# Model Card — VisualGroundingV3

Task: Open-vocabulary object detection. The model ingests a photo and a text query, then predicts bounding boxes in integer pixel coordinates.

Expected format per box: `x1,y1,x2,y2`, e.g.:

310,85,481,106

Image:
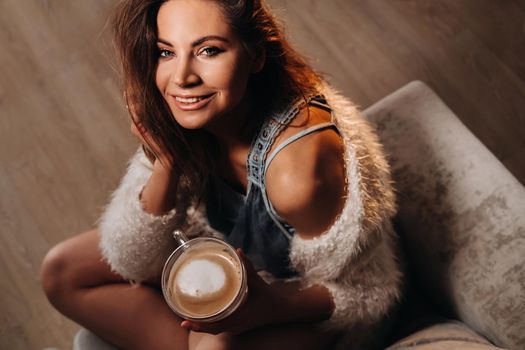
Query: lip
171,93,216,111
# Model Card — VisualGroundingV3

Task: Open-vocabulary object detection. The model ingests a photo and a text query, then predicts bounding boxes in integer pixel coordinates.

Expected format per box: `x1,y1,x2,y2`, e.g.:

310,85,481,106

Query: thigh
189,323,341,350
45,229,127,289
44,230,189,349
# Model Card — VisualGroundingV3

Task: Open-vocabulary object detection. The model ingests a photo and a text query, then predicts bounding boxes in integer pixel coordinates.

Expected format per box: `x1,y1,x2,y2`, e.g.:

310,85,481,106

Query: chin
172,112,212,130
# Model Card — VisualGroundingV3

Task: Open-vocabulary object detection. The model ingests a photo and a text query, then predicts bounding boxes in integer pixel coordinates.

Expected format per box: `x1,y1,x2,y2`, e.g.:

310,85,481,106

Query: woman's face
155,0,260,131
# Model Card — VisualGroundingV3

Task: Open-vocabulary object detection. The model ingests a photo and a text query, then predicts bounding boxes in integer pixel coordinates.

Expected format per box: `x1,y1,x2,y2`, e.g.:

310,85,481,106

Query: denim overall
206,93,338,278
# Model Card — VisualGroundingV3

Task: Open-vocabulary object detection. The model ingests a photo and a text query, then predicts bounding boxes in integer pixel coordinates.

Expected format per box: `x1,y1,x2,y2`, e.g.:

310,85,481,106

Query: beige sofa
366,81,524,350
73,81,525,349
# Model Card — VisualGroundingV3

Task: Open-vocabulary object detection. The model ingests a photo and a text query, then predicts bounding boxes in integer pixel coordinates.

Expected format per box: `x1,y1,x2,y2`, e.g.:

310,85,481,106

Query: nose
170,56,201,88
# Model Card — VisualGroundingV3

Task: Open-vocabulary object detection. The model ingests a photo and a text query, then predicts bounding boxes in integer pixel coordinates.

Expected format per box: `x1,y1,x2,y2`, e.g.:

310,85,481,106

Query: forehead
157,0,234,42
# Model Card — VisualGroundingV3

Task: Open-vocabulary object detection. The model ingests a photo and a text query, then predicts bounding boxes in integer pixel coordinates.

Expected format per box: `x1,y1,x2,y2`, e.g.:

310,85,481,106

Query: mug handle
173,230,190,246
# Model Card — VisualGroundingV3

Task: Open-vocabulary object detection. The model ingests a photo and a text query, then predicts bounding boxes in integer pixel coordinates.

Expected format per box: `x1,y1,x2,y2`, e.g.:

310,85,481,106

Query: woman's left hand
180,249,288,335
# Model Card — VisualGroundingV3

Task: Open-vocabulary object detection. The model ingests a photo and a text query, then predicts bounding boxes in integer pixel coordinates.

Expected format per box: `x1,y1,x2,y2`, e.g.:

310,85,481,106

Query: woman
41,0,402,349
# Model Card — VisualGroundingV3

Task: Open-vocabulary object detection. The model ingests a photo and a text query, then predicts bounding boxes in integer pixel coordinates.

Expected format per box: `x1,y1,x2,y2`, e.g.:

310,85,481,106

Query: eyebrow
157,35,230,47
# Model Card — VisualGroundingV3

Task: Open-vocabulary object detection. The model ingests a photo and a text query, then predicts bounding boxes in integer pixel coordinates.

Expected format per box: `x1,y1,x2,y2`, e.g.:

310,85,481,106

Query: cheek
204,61,251,99
229,61,252,93
230,56,253,87
155,64,169,93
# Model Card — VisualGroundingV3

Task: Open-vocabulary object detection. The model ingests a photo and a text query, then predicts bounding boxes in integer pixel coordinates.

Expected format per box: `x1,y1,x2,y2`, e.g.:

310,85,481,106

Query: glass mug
161,230,248,322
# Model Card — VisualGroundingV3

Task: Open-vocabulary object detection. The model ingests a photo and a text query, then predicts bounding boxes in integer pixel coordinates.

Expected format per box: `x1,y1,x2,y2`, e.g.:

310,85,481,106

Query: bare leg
41,229,188,350
188,322,341,350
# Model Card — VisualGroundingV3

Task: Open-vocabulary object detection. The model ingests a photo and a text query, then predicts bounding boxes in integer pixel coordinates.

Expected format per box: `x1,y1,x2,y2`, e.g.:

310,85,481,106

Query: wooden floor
1,1,523,349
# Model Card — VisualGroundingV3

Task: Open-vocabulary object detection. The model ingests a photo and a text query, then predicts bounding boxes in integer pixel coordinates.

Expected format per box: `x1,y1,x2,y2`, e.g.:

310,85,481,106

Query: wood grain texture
1,1,523,349
267,0,525,163
0,1,134,349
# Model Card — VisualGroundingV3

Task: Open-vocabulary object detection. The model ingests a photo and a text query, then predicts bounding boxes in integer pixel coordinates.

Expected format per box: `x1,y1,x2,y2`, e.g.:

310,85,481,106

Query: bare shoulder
265,107,346,239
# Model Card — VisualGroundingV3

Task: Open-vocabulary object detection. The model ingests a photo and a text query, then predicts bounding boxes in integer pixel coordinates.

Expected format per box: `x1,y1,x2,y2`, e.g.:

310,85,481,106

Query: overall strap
260,121,339,229
245,93,338,239
246,94,322,186
308,98,332,112
264,122,338,173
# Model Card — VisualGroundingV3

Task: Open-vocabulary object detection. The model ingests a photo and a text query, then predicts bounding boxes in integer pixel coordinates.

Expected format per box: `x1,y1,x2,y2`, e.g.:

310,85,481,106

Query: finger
129,120,172,166
237,249,254,273
181,320,193,331
130,119,143,133
130,122,158,153
181,321,223,335
236,249,260,287
130,120,147,134
130,121,137,132
142,145,157,164
137,122,147,134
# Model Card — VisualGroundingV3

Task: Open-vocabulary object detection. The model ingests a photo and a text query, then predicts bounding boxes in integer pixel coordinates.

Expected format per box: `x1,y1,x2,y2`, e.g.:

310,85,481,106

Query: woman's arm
186,127,385,335
130,120,178,216
267,281,334,325
261,129,347,326
266,126,402,331
99,120,224,283
181,250,335,335
98,147,180,283
139,157,178,215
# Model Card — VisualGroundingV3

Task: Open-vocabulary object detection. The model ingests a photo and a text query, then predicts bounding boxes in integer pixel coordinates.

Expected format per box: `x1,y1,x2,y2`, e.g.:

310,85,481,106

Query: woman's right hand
130,121,155,163
129,120,173,168
126,91,172,166
127,99,178,215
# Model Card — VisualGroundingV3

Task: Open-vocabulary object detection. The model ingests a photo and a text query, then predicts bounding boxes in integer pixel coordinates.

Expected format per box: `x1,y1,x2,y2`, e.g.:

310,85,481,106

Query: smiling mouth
175,93,215,104
172,92,216,111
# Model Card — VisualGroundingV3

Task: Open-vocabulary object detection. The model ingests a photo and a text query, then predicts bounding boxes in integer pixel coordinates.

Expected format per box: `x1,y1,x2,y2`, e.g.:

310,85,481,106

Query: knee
192,333,239,350
40,240,76,306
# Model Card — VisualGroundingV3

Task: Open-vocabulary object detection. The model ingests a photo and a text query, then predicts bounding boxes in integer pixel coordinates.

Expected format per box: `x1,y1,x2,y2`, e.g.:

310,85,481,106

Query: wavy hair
112,0,322,204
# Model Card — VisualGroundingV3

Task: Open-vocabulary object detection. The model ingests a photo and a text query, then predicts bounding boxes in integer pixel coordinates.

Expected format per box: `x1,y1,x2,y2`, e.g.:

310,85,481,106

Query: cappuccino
164,240,244,319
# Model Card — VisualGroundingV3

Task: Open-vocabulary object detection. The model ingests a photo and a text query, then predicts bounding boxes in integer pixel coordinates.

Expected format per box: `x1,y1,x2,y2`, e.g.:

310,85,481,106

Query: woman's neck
206,91,259,152
204,91,261,189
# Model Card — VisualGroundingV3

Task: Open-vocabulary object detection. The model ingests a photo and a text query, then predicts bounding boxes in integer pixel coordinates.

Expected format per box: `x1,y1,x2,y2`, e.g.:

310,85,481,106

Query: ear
251,46,266,73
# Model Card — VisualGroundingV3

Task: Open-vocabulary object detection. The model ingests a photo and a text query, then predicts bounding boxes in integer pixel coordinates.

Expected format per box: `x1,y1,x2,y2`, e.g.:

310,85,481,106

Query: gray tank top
206,93,338,278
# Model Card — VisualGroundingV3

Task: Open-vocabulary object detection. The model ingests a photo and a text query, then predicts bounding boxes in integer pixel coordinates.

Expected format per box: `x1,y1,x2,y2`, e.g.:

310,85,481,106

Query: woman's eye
158,49,174,58
200,46,223,57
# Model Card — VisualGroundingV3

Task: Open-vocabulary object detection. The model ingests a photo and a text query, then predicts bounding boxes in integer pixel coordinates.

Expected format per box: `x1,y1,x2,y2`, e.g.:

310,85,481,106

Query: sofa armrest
363,81,525,349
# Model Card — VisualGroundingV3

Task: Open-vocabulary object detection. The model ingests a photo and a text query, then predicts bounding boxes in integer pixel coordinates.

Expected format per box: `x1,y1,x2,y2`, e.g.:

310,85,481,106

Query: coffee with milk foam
166,241,243,318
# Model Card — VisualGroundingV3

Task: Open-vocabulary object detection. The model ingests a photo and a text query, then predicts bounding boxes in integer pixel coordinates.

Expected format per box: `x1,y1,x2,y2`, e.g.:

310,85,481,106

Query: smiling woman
154,0,260,132
40,0,402,349
113,0,322,204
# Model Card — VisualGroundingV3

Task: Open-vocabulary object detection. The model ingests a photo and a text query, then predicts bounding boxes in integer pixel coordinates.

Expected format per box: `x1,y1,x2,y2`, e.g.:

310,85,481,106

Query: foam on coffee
166,241,243,318
175,259,226,297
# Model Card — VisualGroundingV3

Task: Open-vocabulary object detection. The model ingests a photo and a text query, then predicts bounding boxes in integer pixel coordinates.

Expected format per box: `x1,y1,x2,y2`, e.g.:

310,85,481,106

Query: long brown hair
112,0,322,205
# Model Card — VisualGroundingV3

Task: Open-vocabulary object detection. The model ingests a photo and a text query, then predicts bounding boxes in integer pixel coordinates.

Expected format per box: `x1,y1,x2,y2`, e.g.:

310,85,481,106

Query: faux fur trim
289,82,402,331
98,148,179,281
184,205,225,241
98,147,223,282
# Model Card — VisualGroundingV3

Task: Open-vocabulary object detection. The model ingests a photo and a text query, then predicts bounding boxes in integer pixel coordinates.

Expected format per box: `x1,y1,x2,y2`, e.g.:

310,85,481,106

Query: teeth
175,95,208,103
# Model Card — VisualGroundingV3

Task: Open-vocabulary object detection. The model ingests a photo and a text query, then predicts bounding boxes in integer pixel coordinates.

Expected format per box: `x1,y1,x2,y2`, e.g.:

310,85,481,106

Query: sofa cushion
386,321,504,350
363,81,525,349
74,328,117,350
